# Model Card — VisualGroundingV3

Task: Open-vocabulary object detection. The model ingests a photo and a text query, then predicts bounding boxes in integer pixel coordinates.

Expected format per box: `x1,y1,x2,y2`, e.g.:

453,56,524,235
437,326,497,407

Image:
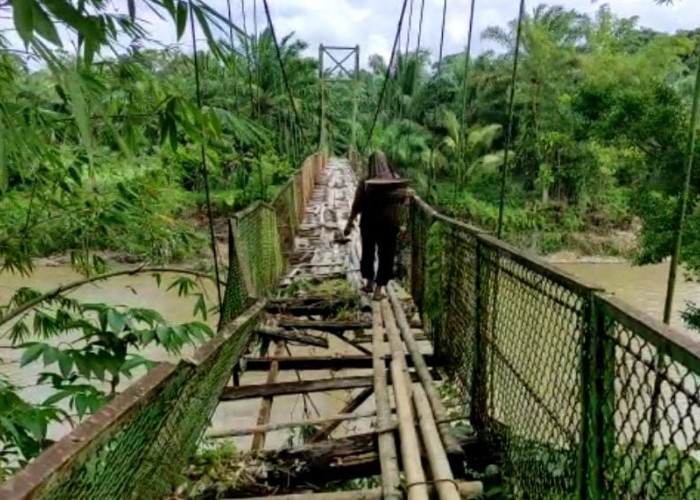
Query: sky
2,0,699,66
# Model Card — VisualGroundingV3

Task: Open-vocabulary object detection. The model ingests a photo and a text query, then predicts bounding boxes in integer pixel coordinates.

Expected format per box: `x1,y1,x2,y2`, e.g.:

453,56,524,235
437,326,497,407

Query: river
557,260,700,332
2,259,699,446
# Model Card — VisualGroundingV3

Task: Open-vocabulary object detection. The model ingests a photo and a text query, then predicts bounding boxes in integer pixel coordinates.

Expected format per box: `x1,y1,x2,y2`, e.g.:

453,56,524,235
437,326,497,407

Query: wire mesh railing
0,151,326,500
407,195,700,499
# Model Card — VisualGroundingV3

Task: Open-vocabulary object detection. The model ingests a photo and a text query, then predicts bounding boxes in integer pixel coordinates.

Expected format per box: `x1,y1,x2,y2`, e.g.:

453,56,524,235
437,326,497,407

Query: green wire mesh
0,153,326,500
407,197,700,499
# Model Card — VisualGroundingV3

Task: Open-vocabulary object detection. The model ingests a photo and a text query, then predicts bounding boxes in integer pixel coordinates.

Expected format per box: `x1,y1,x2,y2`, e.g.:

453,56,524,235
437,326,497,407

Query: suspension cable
496,0,526,239
362,0,411,152
240,0,256,116
415,0,426,55
452,0,478,208
261,0,308,157
405,0,415,54
187,0,223,313
460,0,477,127
437,0,448,72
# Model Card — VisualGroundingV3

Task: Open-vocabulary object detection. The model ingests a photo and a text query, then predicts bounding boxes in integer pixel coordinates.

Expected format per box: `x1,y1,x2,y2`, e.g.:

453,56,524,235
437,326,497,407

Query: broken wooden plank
278,319,372,331
243,431,485,495
221,372,430,402
208,408,382,439
266,299,352,315
308,387,374,443
256,326,328,348
242,353,438,371
221,376,374,401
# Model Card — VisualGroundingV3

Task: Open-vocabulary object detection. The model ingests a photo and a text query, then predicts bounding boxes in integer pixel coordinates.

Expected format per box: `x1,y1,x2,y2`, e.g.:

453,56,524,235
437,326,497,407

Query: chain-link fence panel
405,196,700,499
584,296,700,499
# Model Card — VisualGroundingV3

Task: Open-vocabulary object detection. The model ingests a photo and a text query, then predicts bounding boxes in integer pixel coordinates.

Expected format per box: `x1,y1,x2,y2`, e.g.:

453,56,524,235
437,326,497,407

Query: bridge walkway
205,158,483,499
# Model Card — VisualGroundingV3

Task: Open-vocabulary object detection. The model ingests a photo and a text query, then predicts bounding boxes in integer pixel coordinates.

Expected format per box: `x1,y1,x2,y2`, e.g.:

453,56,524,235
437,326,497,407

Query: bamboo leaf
176,1,188,41
31,2,62,46
13,0,35,45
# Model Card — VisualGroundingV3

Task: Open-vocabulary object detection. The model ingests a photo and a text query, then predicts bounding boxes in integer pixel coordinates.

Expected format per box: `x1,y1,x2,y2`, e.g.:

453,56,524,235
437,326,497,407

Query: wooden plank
235,489,383,500
256,326,328,348
308,387,374,443
388,285,464,460
221,373,431,402
371,301,401,500
278,319,372,331
278,318,423,332
208,408,382,439
251,341,284,451
242,353,438,371
221,376,374,401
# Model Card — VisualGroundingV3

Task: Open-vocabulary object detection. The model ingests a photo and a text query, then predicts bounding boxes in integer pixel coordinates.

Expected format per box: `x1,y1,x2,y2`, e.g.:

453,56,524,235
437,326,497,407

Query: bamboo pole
251,340,285,451
371,301,401,500
381,299,429,500
230,480,484,500
388,284,463,458
413,386,460,500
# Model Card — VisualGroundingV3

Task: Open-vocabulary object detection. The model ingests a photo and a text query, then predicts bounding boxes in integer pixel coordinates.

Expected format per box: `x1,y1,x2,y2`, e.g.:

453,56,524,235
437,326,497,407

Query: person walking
344,151,408,299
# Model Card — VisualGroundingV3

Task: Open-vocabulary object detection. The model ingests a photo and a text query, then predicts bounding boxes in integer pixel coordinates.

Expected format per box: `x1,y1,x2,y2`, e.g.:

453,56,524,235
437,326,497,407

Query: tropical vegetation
0,0,698,483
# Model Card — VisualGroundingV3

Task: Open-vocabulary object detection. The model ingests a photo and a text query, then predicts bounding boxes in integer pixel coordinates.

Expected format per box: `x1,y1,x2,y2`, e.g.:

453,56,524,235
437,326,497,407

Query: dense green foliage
334,5,699,259
0,0,699,484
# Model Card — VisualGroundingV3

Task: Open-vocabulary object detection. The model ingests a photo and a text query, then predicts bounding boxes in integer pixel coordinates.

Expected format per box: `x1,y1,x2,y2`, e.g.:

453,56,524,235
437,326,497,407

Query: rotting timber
202,158,484,499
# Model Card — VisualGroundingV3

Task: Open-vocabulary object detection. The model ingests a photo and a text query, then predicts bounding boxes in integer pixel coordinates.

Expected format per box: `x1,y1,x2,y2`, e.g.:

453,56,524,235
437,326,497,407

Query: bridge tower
318,44,360,154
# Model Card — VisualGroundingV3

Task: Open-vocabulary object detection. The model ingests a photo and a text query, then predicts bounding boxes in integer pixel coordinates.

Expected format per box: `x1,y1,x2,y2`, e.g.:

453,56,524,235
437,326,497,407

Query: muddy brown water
2,259,698,447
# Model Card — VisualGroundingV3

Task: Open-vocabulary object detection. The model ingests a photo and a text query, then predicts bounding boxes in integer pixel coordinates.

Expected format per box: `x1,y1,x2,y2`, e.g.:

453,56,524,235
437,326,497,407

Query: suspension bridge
2,0,700,498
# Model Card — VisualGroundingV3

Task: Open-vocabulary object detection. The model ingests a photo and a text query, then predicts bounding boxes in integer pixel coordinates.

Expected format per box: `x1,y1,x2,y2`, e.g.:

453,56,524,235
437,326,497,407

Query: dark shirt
349,179,408,229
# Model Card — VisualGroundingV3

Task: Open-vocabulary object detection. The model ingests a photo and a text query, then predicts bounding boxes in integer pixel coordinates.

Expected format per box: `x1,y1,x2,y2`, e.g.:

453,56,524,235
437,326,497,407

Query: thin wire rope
496,0,526,239
261,0,308,155
437,0,448,71
188,0,223,313
415,0,426,55
405,0,415,54
451,0,478,207
362,0,411,152
240,0,256,116
253,0,261,118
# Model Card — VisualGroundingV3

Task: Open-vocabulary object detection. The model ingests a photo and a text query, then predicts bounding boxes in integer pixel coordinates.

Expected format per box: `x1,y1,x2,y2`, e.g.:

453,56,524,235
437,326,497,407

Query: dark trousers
360,223,399,287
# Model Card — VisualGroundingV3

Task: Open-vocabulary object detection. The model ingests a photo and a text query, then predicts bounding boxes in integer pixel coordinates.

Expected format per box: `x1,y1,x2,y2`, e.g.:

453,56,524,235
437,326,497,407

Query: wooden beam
208,408,382,439
308,387,374,443
235,489,383,500
278,319,371,331
242,353,438,371
251,341,284,451
221,376,374,402
278,318,422,332
256,326,328,348
266,298,352,315
221,372,430,402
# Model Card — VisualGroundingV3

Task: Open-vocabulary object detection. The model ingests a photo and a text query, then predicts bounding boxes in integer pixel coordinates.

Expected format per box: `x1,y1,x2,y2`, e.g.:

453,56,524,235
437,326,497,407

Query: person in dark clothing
344,151,408,299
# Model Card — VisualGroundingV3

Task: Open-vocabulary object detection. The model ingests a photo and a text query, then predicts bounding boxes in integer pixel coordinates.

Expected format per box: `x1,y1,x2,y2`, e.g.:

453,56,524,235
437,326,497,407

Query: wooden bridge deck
205,158,483,499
